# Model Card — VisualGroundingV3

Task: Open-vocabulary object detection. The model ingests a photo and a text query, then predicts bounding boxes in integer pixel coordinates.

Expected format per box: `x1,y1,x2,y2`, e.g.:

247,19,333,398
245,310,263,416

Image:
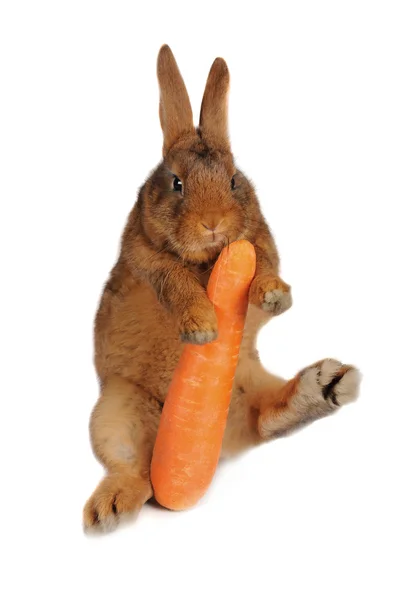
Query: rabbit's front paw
179,301,218,344
250,275,292,316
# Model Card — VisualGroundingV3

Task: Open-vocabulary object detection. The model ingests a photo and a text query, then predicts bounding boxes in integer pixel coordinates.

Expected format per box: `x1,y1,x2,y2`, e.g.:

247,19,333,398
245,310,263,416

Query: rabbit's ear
199,58,230,150
157,45,194,155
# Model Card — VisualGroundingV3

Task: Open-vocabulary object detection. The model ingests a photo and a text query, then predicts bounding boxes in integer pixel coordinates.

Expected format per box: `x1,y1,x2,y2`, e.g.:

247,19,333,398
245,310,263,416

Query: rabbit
83,45,361,533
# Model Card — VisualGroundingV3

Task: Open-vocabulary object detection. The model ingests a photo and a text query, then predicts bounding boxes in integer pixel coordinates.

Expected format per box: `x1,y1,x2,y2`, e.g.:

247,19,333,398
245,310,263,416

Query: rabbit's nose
201,216,225,233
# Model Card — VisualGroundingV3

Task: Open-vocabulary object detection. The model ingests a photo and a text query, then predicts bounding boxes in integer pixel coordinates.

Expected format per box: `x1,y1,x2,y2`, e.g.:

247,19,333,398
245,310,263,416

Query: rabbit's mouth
200,219,231,248
181,235,228,264
204,232,227,246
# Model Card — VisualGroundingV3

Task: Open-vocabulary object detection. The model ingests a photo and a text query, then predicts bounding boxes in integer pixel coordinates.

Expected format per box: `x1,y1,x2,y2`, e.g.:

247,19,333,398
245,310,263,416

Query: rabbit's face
145,46,264,262
145,138,257,263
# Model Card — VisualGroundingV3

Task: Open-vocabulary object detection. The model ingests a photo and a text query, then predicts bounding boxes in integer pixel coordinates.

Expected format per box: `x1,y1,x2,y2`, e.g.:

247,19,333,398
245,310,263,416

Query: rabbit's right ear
157,45,195,155
199,57,230,151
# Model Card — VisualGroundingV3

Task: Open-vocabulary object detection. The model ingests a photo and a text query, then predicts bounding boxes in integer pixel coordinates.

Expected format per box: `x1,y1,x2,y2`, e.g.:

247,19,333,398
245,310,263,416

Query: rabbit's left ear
157,45,195,155
199,58,230,150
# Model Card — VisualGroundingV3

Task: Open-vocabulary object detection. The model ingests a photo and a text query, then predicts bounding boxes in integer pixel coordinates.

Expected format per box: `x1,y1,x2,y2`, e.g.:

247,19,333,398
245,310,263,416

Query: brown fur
83,45,360,532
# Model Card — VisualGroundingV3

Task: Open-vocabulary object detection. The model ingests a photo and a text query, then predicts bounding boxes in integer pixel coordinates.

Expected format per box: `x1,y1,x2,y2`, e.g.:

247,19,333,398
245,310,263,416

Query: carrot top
208,239,256,312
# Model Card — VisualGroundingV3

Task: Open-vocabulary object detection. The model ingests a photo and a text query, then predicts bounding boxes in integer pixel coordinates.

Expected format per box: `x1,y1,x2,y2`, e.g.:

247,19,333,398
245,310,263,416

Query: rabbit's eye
173,176,183,193
231,177,236,190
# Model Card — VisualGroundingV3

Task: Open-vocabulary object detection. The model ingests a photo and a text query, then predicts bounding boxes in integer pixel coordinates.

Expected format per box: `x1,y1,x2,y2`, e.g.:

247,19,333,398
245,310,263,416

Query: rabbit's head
141,45,262,264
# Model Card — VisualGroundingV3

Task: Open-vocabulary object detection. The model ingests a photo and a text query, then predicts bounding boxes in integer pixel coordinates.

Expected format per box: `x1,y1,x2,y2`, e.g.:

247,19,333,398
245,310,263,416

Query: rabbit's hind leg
222,363,286,456
83,376,161,533
222,358,360,456
258,359,361,441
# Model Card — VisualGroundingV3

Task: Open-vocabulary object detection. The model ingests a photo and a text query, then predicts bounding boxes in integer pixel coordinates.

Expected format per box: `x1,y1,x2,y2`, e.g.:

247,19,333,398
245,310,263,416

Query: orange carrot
150,240,256,510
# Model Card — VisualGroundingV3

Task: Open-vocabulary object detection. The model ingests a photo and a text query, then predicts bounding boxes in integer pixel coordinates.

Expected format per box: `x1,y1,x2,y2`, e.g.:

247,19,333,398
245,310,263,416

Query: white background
1,1,399,598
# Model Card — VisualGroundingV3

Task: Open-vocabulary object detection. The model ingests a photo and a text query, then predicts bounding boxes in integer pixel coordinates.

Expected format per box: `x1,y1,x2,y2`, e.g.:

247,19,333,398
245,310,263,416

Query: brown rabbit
83,45,360,532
